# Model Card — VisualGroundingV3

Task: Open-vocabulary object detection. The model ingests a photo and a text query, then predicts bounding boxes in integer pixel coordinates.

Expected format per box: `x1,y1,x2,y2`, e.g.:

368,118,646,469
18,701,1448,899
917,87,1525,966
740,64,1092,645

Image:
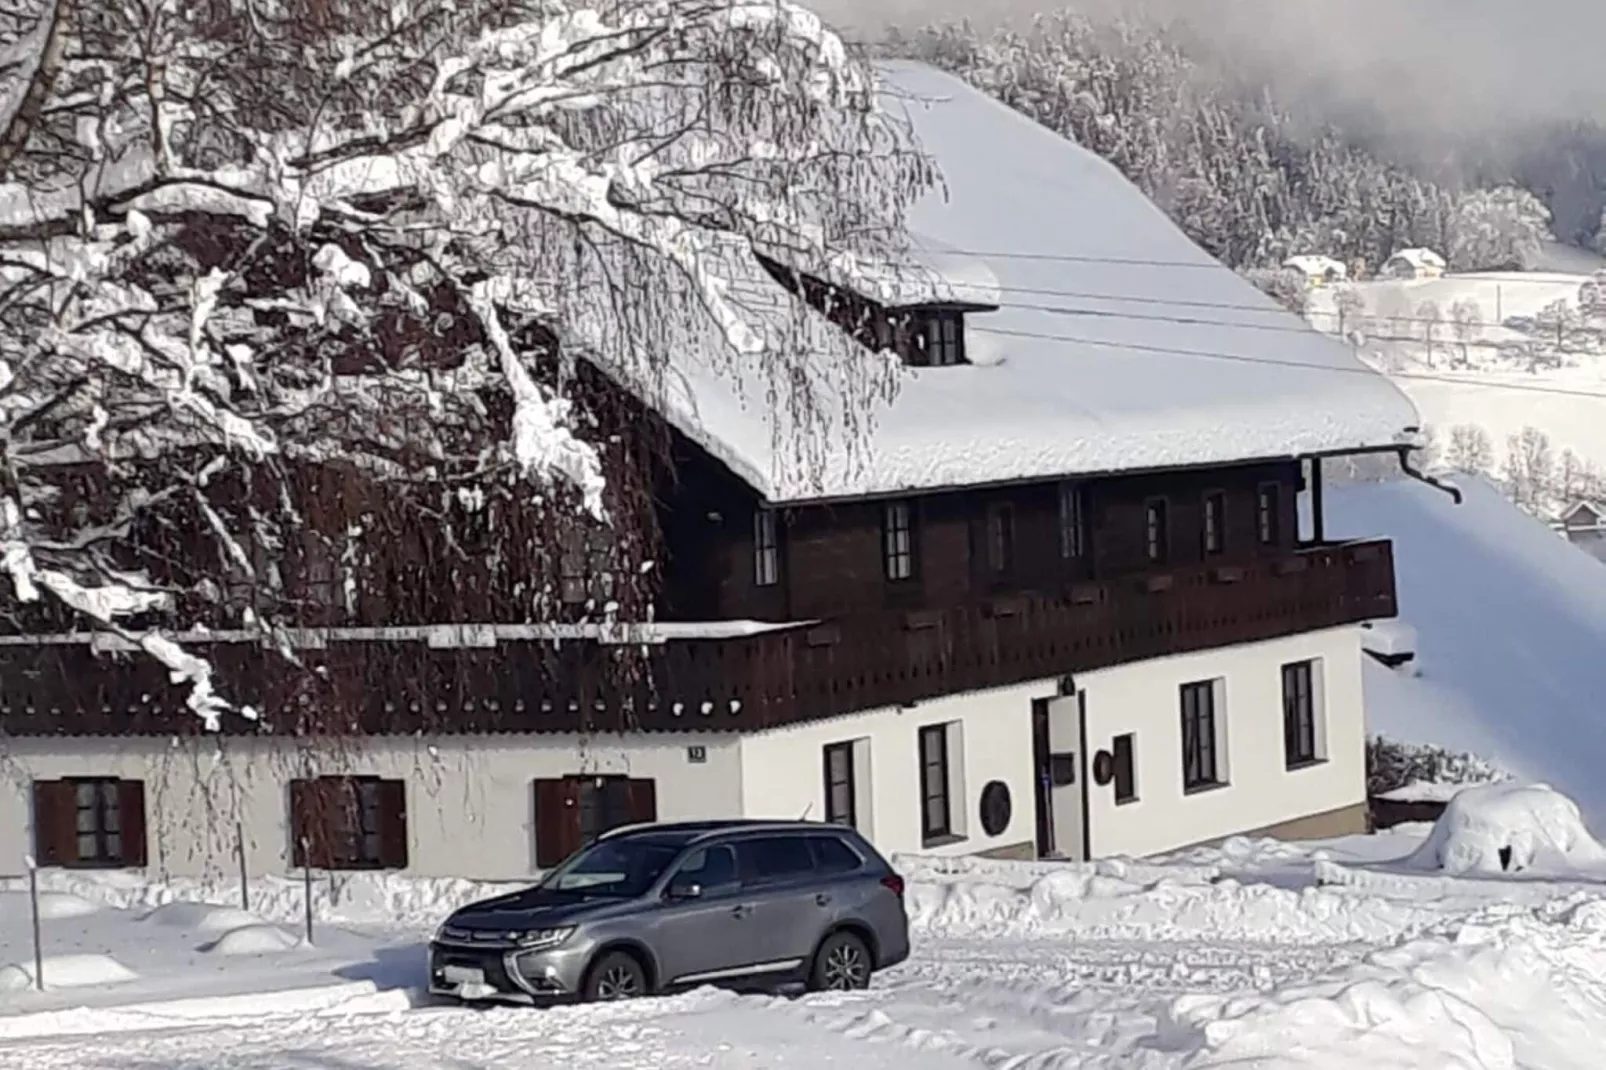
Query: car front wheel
583,950,648,1002
808,930,873,992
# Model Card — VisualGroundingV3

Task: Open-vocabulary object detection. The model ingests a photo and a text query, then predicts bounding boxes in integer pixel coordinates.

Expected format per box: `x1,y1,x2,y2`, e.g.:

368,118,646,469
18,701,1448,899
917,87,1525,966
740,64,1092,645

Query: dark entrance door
1031,698,1054,857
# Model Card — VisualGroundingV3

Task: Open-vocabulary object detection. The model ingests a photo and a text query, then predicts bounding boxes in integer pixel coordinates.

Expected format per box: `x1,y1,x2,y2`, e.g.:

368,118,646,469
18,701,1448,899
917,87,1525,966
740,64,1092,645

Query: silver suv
428,819,911,1004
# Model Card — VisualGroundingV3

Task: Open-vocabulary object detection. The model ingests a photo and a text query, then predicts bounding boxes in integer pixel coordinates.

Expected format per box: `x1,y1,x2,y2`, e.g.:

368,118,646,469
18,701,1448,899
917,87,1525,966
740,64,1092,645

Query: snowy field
4,787,1606,1068
1307,269,1606,475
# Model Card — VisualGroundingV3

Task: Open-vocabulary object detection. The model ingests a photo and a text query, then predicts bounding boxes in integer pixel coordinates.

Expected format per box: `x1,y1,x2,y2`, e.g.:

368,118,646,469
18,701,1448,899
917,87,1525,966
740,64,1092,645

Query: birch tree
0,0,934,728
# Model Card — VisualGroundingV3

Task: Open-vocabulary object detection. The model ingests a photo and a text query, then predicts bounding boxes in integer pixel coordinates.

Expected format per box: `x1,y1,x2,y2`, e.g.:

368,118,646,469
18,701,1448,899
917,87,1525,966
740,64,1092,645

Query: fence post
301,838,314,946
236,822,249,913
25,856,42,991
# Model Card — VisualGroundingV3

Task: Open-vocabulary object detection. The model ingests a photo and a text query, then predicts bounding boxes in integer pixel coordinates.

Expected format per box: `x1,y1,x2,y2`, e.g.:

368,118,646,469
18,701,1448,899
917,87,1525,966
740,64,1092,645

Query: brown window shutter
626,779,658,824
31,780,76,867
533,778,579,868
118,780,148,868
376,779,409,870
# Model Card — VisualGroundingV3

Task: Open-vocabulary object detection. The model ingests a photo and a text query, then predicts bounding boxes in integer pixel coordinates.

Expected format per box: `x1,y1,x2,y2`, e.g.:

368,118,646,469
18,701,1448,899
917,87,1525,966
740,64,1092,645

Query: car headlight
509,927,574,949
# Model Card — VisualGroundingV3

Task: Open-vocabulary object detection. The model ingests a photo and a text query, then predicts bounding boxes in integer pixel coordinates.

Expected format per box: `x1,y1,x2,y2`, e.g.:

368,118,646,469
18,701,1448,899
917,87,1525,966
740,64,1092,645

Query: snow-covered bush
1366,736,1509,799
0,0,933,727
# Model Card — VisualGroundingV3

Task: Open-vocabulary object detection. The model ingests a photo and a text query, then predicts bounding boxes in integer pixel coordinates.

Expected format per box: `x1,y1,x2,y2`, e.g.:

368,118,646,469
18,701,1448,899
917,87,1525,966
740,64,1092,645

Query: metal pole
26,858,43,991
236,822,249,913
302,839,314,946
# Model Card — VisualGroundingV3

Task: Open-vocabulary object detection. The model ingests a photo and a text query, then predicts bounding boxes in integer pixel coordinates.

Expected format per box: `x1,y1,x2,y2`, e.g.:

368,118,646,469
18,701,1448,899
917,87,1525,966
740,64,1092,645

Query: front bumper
428,940,589,1003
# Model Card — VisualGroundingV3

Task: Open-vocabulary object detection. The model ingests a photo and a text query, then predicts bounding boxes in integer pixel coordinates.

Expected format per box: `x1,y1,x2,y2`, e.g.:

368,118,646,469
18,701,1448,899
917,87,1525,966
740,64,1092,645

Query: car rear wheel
583,950,648,1002
808,930,873,992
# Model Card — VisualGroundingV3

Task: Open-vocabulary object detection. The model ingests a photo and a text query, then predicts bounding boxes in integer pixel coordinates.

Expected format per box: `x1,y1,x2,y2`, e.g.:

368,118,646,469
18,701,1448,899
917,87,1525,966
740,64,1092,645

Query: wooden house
0,62,1425,879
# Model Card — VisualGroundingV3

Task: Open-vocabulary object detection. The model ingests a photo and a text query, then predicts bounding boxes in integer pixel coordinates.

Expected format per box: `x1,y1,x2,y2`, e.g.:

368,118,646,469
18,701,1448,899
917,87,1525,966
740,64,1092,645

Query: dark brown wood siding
697,460,1305,621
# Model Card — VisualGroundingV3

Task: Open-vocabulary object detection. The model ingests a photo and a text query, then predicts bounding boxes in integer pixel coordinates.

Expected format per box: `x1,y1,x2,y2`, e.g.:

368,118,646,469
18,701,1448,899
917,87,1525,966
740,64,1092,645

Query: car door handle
815,892,832,906
731,903,753,919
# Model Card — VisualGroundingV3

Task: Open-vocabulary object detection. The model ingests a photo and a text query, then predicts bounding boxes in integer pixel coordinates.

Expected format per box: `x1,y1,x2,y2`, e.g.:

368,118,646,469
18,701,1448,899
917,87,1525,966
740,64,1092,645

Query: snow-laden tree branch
0,0,933,729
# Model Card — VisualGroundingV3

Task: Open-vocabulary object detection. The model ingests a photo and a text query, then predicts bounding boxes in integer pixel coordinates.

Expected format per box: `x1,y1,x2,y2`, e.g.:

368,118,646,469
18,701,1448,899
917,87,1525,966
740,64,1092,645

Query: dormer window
907,310,966,367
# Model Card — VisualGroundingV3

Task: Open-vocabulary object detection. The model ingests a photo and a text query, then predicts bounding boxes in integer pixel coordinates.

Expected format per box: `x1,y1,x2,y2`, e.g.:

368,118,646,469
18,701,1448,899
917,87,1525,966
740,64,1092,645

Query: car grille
430,946,518,993
439,925,514,947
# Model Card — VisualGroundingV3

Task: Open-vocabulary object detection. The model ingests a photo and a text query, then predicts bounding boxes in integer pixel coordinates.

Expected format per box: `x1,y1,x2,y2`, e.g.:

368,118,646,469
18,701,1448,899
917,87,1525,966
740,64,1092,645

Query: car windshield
538,838,682,898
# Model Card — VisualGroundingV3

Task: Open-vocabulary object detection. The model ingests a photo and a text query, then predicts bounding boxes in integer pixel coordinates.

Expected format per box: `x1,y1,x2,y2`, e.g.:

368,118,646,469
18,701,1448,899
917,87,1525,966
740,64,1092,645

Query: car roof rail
595,821,658,841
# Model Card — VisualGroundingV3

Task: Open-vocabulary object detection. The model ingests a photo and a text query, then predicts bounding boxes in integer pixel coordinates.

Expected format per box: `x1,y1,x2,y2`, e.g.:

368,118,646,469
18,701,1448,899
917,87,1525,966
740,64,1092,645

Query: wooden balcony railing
0,540,1396,736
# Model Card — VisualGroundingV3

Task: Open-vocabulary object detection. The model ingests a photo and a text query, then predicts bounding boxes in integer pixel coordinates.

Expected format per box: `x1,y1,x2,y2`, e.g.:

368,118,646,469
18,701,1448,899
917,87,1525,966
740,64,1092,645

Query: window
823,742,857,827
1058,481,1086,559
1257,483,1281,545
290,776,408,870
738,835,815,883
31,778,147,868
670,844,739,893
1112,734,1137,804
919,724,953,842
1203,491,1226,555
753,510,780,587
1282,660,1322,768
533,776,656,868
915,311,964,366
1180,681,1225,791
883,500,915,582
986,502,1015,575
808,836,863,875
541,837,685,898
559,525,616,606
1145,498,1170,563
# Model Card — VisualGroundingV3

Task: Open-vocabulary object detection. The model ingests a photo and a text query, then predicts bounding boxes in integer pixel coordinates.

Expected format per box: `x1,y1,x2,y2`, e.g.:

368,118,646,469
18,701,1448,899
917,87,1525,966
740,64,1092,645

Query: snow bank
198,924,300,956
1162,905,1606,1069
33,893,100,920
903,858,1443,945
0,954,138,992
1407,782,1606,875
1376,780,1465,804
3,869,520,929
139,901,266,934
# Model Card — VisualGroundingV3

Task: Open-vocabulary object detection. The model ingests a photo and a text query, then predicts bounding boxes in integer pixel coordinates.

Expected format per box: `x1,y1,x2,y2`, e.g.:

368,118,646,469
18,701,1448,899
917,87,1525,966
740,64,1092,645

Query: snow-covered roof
1387,248,1448,270
590,62,1420,503
1283,255,1348,279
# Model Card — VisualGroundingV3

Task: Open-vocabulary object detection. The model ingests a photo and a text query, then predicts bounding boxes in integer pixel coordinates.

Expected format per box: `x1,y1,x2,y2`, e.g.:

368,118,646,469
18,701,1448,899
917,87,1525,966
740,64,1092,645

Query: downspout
1397,445,1462,504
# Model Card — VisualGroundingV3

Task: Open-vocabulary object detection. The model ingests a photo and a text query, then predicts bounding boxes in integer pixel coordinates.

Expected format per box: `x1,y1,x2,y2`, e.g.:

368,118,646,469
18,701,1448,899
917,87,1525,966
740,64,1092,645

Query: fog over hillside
821,0,1606,248
819,0,1606,136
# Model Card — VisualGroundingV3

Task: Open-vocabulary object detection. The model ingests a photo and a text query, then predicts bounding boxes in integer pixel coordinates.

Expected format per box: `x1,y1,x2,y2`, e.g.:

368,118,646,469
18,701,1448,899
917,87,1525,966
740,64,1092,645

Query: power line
990,295,1592,352
966,322,1606,400
983,279,1592,333
939,245,1606,287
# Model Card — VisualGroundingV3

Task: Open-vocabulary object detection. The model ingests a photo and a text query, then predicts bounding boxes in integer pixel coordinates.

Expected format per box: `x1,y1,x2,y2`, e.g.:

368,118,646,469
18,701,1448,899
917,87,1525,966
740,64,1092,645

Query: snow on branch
0,0,933,730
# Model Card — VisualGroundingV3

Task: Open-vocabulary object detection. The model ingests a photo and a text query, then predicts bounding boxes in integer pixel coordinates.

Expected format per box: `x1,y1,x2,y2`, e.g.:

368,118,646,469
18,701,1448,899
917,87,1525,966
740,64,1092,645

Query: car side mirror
667,879,703,901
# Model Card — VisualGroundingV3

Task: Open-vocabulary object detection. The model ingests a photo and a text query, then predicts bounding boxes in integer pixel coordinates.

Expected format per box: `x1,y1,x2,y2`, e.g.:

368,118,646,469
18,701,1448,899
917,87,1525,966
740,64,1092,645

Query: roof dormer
756,252,993,369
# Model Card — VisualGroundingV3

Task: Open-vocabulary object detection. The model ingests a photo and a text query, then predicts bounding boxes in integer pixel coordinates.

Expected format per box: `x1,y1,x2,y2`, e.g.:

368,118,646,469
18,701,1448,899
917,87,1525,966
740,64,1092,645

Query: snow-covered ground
5,791,1606,1068
1329,476,1606,822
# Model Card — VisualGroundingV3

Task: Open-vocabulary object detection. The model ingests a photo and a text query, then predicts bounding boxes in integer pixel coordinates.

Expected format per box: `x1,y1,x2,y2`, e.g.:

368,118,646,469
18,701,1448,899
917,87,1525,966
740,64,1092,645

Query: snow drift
1165,903,1606,1070
1406,782,1606,875
903,857,1445,945
1331,476,1606,821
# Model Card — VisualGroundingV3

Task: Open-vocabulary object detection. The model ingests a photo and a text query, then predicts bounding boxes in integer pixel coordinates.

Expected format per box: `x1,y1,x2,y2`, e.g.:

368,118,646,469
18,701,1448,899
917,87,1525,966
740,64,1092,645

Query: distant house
1282,255,1349,287
1552,500,1606,563
1383,248,1447,280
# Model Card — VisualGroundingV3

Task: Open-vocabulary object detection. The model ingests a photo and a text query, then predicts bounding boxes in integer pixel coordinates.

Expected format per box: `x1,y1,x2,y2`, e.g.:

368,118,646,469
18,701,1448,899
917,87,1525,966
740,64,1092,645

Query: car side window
808,835,863,875
670,844,739,895
735,835,815,886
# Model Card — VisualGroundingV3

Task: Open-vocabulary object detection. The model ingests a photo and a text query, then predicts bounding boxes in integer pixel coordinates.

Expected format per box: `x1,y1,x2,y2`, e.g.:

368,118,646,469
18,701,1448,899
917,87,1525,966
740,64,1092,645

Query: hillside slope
1330,477,1606,818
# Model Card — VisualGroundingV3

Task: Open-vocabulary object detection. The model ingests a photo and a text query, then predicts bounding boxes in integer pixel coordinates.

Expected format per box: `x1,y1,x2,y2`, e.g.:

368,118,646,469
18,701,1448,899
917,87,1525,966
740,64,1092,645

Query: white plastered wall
736,680,1051,858
0,733,742,882
1076,624,1367,859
